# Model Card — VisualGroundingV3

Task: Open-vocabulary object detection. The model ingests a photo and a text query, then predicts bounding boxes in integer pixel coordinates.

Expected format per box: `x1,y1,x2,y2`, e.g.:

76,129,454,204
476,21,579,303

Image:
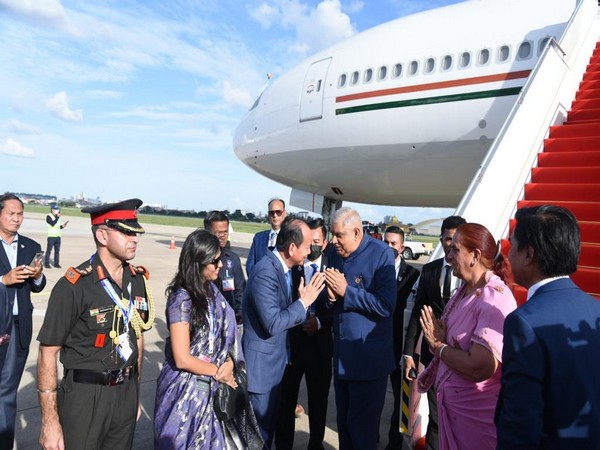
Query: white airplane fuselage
234,0,576,209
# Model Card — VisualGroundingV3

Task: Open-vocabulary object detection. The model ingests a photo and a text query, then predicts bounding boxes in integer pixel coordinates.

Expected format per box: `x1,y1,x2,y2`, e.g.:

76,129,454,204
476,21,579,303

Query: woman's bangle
37,388,57,394
438,344,448,360
213,364,219,378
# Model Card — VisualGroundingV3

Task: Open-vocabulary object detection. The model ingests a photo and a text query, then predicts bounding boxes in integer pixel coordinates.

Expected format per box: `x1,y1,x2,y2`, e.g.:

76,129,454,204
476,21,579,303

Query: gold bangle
37,388,57,394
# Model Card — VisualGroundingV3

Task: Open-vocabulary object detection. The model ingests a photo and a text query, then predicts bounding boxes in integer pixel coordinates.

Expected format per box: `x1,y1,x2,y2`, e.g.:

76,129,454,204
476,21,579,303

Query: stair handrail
429,0,599,261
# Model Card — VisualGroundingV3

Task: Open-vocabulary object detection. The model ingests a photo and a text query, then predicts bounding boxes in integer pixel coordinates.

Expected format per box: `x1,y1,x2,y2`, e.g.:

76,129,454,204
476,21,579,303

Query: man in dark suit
402,215,466,450
496,205,600,449
246,198,287,275
324,207,397,450
243,218,325,449
384,226,420,450
204,210,246,325
0,193,46,448
276,218,333,450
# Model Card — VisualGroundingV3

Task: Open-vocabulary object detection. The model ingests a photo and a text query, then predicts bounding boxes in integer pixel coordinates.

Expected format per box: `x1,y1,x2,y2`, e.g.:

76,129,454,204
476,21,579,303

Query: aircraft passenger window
441,55,452,71
425,58,435,73
498,45,510,62
459,52,471,68
364,68,373,83
351,71,359,85
393,63,403,78
517,41,532,60
478,49,490,65
378,66,387,80
408,61,418,76
338,73,347,88
538,37,551,55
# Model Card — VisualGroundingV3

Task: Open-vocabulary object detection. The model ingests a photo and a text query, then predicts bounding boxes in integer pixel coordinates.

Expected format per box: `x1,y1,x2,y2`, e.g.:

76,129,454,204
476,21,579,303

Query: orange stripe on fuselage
335,70,531,103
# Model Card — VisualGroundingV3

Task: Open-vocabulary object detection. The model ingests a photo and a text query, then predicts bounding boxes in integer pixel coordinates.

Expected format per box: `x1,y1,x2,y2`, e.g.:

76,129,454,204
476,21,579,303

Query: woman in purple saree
154,230,262,449
418,223,517,450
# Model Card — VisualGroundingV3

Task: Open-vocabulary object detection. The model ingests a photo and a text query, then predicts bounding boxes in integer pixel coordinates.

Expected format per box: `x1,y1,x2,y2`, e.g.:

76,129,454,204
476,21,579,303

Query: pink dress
418,272,517,450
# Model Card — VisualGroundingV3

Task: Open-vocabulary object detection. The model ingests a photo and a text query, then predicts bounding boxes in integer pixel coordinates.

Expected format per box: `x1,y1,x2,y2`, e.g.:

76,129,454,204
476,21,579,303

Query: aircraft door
299,57,332,122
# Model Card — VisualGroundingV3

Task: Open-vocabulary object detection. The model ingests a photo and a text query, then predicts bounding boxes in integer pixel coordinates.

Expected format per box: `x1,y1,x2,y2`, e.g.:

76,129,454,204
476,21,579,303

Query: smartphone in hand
29,251,44,268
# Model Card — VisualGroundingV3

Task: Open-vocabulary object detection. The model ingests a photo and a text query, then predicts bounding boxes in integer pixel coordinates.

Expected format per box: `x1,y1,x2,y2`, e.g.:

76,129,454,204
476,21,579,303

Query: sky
0,0,464,224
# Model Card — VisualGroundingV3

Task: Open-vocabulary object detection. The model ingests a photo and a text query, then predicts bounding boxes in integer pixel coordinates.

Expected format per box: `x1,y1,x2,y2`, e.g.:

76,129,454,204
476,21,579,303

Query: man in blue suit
324,207,396,450
496,205,600,450
0,193,46,448
246,198,287,275
243,217,325,449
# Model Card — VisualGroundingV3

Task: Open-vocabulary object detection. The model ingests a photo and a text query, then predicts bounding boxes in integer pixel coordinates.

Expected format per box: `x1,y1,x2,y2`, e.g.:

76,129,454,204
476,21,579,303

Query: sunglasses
209,256,222,267
268,209,284,217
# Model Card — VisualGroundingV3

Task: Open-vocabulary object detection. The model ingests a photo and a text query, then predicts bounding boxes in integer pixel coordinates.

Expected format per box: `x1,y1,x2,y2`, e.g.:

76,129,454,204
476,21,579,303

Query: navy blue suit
496,278,600,450
246,229,271,275
328,236,397,449
242,250,308,449
0,234,46,448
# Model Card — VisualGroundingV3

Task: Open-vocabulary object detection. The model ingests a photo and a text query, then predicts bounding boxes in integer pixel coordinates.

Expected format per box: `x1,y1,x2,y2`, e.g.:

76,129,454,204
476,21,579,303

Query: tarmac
13,212,424,449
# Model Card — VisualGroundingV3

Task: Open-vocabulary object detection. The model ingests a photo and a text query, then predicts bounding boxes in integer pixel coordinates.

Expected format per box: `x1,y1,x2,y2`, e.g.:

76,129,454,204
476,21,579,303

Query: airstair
450,0,600,301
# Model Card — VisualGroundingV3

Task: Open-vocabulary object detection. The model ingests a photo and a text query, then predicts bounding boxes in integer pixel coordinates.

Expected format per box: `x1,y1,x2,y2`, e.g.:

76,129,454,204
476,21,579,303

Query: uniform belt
72,365,137,386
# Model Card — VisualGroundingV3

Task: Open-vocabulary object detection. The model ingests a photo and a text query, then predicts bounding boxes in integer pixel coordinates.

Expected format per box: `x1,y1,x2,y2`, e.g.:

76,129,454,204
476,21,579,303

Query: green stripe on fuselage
335,87,522,115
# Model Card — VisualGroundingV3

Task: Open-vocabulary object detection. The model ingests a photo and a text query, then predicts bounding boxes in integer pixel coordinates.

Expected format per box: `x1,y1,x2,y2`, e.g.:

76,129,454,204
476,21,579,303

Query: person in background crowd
246,198,287,275
383,226,419,450
402,215,466,450
45,203,69,269
276,218,333,450
204,210,246,326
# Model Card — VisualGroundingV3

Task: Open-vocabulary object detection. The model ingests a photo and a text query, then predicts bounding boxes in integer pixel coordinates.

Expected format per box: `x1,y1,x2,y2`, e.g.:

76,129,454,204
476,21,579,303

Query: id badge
222,277,235,292
117,332,133,362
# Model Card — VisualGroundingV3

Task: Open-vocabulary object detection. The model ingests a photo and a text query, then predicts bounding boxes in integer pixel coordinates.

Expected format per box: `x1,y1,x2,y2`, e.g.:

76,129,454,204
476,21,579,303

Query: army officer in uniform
36,199,155,450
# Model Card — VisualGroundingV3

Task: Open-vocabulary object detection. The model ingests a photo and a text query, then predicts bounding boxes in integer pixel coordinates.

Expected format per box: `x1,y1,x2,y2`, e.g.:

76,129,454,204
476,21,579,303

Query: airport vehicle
234,0,579,217
402,240,432,261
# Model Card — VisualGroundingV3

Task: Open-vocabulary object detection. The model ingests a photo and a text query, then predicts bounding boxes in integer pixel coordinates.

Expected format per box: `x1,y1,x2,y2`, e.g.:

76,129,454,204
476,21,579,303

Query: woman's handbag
214,368,249,421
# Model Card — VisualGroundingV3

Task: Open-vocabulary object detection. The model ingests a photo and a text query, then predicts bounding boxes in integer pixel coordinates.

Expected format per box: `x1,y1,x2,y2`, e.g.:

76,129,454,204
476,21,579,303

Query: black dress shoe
54,264,62,269
44,264,52,269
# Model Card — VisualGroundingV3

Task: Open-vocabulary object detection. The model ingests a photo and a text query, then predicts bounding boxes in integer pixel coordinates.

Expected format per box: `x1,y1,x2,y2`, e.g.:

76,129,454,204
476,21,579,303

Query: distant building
412,218,443,236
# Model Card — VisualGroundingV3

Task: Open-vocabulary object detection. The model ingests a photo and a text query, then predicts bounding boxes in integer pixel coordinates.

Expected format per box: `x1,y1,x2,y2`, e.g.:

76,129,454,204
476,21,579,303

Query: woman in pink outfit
418,223,517,450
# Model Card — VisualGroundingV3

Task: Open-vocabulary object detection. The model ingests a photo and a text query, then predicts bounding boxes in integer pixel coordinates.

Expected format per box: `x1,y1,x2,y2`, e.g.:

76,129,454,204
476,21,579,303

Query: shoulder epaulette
65,264,93,285
129,264,150,280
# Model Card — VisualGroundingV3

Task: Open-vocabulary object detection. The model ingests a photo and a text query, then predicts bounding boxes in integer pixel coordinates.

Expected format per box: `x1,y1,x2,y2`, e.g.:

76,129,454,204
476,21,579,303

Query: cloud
250,2,279,28
5,120,41,135
221,81,254,109
45,91,83,123
0,0,80,35
0,138,35,158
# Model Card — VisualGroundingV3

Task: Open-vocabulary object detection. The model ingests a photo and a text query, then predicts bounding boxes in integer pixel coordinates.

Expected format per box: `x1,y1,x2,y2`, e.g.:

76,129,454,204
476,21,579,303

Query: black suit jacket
0,234,47,350
402,257,444,367
392,259,419,363
289,255,333,361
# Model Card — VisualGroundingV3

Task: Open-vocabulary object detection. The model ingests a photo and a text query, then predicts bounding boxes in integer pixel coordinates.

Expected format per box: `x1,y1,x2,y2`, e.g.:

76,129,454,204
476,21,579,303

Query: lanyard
100,278,134,330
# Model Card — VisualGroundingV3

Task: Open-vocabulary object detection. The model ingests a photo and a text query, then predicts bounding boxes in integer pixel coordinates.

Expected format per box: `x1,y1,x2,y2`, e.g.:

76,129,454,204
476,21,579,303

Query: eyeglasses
213,231,228,237
209,256,222,267
268,209,284,217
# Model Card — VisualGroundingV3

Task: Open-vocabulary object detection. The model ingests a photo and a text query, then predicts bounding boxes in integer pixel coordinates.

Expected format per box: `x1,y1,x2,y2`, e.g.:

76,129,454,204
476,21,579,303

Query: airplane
233,0,579,218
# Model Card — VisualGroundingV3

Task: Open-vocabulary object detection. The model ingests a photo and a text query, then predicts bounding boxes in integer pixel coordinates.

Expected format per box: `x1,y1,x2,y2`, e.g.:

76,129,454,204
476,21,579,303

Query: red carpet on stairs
504,41,600,304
